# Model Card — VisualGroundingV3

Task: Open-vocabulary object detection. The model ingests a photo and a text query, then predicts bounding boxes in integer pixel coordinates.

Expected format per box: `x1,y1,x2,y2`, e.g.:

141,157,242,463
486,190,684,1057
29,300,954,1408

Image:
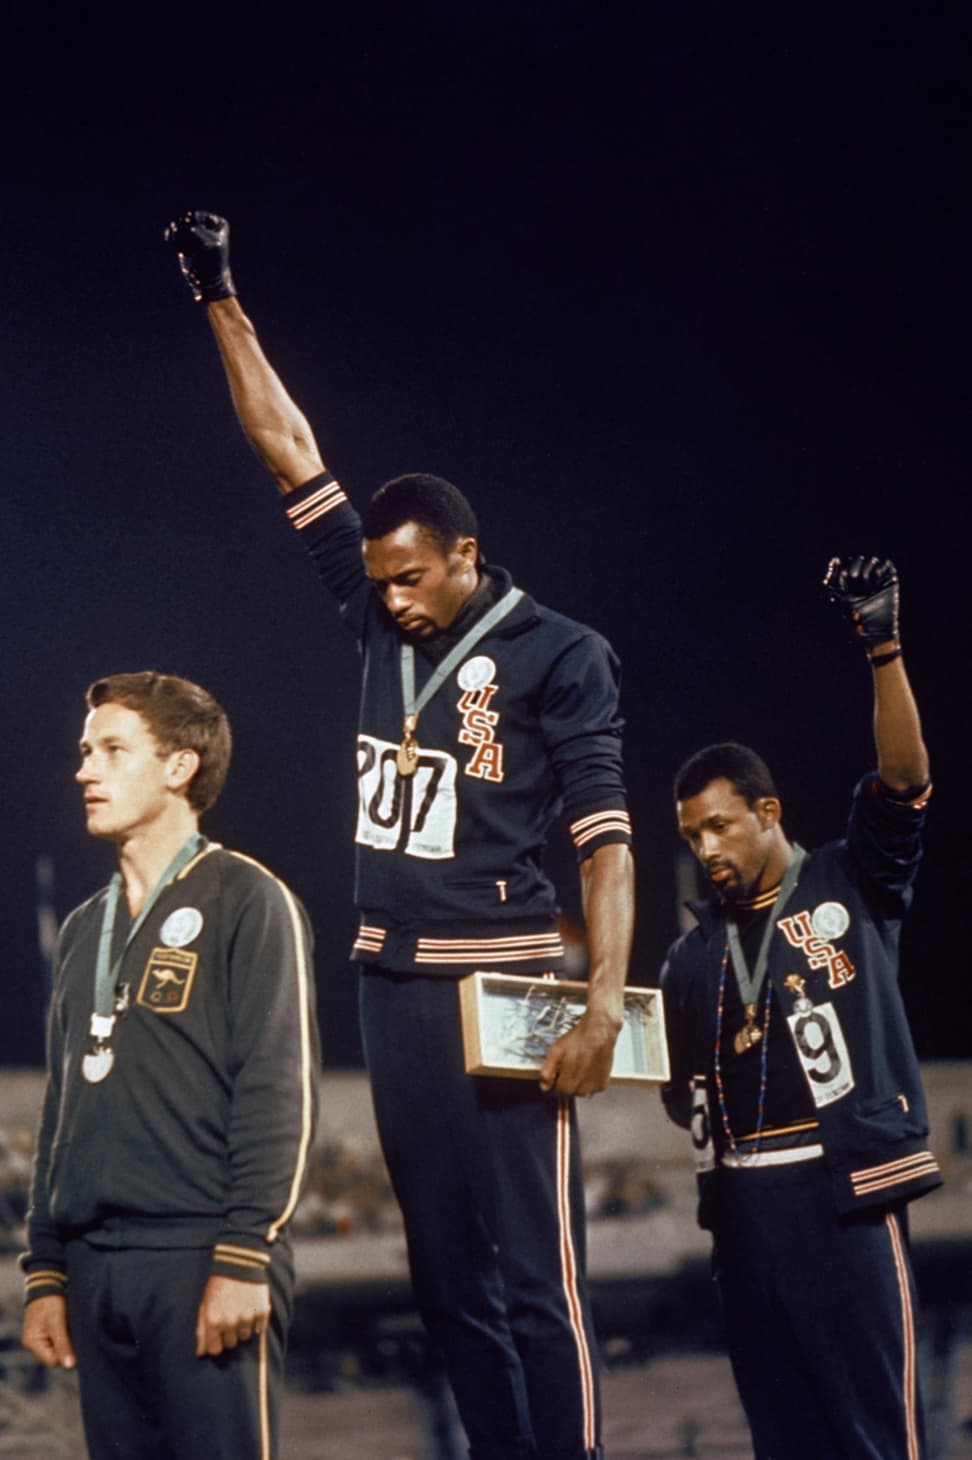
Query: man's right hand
22,1294,77,1370
823,554,900,649
164,210,236,303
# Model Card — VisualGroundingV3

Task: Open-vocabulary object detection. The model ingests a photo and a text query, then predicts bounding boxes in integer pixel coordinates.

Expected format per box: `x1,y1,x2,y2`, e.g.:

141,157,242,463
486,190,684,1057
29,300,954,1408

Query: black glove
823,554,900,648
164,210,236,302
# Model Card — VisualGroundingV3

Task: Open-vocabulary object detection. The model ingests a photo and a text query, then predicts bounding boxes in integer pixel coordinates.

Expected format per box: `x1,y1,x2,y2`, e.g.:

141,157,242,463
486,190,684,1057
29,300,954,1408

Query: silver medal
82,1045,115,1084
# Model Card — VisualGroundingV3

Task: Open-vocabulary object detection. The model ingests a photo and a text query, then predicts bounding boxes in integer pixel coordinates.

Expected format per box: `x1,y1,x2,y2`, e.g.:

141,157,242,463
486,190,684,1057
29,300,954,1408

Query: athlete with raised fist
165,209,635,1460
661,555,939,1460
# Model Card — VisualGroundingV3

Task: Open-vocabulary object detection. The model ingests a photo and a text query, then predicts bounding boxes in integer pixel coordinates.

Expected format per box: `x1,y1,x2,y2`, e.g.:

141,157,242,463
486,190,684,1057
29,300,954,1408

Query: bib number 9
786,1001,855,1107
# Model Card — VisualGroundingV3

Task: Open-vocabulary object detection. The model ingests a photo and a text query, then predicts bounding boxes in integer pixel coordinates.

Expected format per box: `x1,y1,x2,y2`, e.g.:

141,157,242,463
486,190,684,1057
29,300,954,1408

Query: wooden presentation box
459,971,670,1086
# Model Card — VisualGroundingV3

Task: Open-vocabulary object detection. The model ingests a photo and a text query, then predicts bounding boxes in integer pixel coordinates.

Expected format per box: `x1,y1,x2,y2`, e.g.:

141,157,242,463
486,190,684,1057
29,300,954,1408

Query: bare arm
206,298,326,494
871,647,929,791
539,842,635,1097
166,210,326,495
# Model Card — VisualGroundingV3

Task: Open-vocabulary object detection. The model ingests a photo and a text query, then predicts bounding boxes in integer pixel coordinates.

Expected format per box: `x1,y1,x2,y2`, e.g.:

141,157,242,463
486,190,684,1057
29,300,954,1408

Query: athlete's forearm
580,841,635,1026
538,841,634,1095
871,648,930,791
206,298,326,494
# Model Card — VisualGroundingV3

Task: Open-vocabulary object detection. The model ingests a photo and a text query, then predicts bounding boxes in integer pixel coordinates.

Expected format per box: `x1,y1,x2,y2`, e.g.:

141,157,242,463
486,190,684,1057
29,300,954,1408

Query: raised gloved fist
164,210,236,303
823,554,900,648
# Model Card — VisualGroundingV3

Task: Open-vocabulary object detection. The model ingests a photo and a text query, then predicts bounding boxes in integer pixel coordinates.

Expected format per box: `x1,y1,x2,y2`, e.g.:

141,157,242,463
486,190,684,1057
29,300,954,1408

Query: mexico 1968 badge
810,901,850,940
160,907,204,948
458,655,496,692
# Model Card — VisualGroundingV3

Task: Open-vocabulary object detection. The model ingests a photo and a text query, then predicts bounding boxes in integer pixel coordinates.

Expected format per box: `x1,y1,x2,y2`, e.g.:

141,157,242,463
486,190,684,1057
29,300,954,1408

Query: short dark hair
674,742,778,808
361,473,479,553
86,672,232,814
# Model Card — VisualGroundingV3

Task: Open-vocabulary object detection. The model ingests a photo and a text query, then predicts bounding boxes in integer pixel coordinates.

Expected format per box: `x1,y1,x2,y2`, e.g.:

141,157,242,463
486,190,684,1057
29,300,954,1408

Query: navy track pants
712,1160,926,1460
360,968,603,1460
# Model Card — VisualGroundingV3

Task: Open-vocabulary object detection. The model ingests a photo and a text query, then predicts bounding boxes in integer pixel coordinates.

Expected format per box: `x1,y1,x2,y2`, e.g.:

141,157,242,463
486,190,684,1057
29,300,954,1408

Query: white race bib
356,734,458,860
786,1001,855,1107
690,1078,715,1173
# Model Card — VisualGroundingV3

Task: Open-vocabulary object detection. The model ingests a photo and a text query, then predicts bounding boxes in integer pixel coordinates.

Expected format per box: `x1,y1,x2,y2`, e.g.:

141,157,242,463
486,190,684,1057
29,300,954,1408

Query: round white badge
160,907,204,948
810,901,850,940
457,655,496,692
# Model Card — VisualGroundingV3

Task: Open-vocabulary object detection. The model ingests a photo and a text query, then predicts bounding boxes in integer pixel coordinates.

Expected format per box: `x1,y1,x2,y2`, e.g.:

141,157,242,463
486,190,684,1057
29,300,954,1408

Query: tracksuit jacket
661,774,942,1222
283,473,633,976
22,843,319,1302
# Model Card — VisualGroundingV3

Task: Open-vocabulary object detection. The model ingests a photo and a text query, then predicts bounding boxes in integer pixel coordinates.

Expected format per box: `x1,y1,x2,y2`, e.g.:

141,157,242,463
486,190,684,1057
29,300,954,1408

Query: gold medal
733,1003,762,1055
396,716,419,777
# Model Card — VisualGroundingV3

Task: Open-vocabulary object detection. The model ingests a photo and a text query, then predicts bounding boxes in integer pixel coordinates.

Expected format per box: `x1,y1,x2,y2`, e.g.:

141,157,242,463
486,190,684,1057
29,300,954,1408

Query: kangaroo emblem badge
137,948,199,1014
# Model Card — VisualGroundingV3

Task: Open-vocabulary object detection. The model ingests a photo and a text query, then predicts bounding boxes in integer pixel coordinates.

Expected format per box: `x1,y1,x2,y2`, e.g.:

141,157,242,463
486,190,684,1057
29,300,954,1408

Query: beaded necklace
711,845,806,1158
713,938,773,1157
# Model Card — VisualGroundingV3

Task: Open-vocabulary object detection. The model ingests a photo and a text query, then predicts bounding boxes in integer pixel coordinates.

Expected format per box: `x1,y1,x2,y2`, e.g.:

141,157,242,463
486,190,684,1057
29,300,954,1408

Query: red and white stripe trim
850,1150,940,1198
414,932,565,966
285,476,347,531
569,809,632,849
556,1101,598,1452
353,924,387,955
886,1211,920,1460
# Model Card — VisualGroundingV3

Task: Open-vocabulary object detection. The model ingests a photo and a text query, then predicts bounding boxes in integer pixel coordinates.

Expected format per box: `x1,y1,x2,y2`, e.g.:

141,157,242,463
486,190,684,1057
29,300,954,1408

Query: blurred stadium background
2,1065,970,1458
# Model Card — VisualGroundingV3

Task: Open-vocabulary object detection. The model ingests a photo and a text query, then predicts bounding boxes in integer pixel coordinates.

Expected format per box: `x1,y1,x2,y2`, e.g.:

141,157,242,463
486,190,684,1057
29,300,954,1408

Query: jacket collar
415,563,538,663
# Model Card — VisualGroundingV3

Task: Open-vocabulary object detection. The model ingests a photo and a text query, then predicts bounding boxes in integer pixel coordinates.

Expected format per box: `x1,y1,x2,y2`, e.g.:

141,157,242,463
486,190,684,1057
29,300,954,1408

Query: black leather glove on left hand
823,554,900,648
164,210,236,302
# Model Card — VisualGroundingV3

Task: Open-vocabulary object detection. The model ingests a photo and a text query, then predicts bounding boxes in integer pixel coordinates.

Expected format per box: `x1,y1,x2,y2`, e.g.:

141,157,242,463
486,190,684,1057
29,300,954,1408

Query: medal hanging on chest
83,834,205,1084
82,1044,115,1084
396,714,419,778
82,1012,116,1084
733,1002,763,1055
711,846,807,1160
396,586,523,780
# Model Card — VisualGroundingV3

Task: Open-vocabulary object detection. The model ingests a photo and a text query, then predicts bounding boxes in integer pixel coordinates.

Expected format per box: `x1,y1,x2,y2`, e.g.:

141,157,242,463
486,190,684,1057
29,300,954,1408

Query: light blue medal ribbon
396,585,523,776
725,843,806,1053
84,832,205,1082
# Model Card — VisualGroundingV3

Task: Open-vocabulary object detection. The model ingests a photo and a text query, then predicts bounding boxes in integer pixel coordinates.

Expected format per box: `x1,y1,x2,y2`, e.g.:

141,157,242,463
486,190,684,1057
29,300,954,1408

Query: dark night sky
2,5,969,1067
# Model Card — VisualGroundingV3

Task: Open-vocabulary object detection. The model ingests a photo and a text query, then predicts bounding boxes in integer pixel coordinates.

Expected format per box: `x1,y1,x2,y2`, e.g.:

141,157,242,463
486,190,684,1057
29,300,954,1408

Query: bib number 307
786,1002,855,1107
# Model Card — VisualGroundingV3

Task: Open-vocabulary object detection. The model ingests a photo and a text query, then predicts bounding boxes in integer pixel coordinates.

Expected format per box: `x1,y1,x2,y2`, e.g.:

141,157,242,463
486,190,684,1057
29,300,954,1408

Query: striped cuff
569,806,633,858
211,1241,273,1284
352,923,387,958
23,1266,68,1305
850,1150,941,1199
283,473,348,532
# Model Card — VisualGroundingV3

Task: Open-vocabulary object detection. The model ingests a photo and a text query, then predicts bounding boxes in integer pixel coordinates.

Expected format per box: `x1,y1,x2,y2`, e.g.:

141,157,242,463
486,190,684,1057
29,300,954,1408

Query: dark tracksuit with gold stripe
661,776,941,1460
282,473,634,1460
22,842,319,1460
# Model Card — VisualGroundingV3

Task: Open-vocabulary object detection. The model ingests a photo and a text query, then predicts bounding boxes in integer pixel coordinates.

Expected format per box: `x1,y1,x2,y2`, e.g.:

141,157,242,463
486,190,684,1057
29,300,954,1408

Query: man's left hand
539,1007,621,1097
194,1275,271,1358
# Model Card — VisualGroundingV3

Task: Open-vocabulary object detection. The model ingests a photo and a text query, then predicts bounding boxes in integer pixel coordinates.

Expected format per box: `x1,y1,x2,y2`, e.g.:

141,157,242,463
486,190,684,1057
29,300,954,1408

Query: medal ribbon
712,846,806,1160
91,832,206,1033
399,585,523,734
725,843,806,1008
